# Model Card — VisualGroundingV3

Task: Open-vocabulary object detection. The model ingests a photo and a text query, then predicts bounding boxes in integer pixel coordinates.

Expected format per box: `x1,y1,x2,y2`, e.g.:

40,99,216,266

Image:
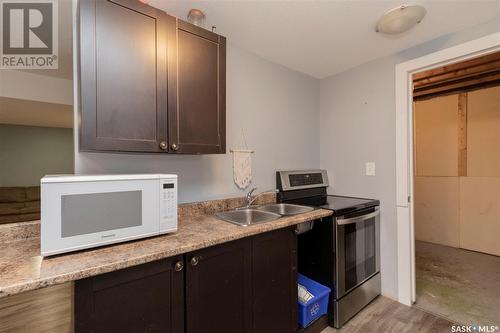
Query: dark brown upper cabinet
79,0,226,154
79,0,170,153
168,20,226,154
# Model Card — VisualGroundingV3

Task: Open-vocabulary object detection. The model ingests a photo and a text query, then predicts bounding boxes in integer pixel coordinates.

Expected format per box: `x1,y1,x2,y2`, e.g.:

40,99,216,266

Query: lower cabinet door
185,238,253,333
252,227,298,333
75,256,184,333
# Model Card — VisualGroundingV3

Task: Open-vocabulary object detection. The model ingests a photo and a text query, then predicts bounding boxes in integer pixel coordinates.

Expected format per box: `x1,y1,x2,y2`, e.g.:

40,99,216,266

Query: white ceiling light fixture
376,5,426,35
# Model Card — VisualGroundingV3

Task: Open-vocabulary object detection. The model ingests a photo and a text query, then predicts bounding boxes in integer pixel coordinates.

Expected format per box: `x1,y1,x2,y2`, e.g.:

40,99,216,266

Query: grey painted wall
0,124,74,187
75,43,320,203
319,18,500,299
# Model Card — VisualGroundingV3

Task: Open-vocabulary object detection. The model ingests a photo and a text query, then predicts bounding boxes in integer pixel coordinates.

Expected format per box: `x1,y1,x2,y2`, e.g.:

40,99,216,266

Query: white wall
75,43,320,203
319,18,500,300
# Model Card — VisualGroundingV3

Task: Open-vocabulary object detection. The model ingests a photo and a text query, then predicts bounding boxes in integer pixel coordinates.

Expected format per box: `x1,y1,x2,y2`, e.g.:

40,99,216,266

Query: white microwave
41,174,177,256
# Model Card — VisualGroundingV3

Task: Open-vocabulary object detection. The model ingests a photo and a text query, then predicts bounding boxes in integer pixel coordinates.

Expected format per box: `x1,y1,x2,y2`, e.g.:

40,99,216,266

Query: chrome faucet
246,187,258,206
245,187,278,208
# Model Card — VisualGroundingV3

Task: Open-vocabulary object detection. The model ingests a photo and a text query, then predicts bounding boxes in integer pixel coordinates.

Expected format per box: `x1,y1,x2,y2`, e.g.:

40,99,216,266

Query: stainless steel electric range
276,170,381,329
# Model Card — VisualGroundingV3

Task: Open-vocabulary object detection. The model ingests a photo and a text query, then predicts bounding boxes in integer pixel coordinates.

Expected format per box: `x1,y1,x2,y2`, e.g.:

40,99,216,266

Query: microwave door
61,191,142,238
42,179,160,256
335,208,380,299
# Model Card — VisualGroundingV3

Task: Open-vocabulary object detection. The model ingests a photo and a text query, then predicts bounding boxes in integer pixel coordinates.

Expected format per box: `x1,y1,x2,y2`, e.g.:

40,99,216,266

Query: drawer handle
190,256,200,266
171,143,179,151
174,261,184,272
159,141,168,150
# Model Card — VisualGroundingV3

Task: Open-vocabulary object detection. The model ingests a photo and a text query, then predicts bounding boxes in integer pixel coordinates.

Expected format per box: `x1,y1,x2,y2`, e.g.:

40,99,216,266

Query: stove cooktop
319,195,380,216
276,170,379,216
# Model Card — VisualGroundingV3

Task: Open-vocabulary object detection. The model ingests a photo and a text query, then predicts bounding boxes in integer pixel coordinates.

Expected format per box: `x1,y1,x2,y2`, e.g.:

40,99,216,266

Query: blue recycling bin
297,273,331,328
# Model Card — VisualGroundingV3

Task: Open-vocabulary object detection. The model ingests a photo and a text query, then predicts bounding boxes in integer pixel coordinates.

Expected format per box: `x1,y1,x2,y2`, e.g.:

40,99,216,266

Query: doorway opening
412,51,500,325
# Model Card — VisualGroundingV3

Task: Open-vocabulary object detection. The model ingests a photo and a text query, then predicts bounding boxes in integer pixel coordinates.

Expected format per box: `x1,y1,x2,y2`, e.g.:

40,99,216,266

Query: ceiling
150,0,500,78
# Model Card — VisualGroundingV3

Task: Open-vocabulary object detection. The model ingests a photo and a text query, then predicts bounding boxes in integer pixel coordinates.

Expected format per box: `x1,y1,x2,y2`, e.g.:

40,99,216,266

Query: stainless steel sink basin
256,203,314,216
215,208,281,227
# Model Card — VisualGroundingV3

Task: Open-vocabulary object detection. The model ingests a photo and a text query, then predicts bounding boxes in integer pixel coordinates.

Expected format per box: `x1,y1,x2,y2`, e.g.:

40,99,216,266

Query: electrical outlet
365,162,376,176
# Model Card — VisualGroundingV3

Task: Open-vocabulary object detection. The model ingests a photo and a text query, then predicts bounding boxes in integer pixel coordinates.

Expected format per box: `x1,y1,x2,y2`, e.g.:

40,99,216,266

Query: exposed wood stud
458,93,468,177
413,52,500,82
413,73,500,99
412,51,500,99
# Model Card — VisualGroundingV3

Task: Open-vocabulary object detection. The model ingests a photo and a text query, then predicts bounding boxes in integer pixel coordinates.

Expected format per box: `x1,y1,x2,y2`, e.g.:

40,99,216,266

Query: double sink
215,203,314,227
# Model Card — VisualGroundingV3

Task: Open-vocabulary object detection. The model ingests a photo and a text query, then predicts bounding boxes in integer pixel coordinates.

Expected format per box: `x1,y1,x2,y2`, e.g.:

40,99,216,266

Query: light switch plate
365,162,376,176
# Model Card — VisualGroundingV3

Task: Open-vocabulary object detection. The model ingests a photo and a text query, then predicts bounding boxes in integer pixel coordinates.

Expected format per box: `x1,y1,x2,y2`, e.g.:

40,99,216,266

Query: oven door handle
336,207,380,225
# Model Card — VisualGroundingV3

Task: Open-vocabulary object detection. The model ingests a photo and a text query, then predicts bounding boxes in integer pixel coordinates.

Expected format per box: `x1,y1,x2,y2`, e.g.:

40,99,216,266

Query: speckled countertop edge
0,196,332,298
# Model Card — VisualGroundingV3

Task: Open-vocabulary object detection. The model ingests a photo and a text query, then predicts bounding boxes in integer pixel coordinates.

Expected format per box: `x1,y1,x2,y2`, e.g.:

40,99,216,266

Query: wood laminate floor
320,296,455,333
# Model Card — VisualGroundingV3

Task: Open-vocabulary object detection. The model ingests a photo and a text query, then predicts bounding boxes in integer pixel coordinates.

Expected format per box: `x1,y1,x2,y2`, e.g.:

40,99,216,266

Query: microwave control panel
160,179,177,232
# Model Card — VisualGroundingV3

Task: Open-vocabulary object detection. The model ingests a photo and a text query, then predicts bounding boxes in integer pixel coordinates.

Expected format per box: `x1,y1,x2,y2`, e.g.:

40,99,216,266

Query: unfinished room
413,51,500,325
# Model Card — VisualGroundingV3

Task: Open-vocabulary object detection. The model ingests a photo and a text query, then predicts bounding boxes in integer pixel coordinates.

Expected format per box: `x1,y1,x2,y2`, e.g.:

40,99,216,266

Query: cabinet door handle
171,143,179,151
174,261,184,272
159,141,168,150
190,256,200,266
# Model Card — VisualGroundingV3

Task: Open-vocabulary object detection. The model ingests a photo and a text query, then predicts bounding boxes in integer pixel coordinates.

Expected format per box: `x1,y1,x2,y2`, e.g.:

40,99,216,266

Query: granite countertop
0,206,332,298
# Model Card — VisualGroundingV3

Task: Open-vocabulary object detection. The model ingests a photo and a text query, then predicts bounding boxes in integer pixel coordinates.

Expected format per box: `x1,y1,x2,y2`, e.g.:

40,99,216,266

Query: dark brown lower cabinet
185,237,253,333
74,227,299,333
185,227,297,333
75,256,184,333
252,227,298,333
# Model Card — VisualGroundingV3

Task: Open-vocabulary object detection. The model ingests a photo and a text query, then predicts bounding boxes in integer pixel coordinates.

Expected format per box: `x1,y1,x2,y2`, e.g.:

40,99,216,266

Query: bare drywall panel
414,176,460,247
460,177,500,256
414,94,459,176
467,86,500,177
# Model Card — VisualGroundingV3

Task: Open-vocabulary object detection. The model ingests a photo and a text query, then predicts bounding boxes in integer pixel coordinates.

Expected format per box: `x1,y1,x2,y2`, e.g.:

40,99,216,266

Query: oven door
335,207,380,299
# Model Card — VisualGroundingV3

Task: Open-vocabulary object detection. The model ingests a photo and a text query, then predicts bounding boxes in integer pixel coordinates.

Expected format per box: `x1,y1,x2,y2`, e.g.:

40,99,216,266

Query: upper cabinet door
168,21,226,154
79,0,171,153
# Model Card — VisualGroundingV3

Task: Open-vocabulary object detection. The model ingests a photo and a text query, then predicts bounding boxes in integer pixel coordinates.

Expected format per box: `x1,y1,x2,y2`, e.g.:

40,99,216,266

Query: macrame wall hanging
231,130,254,190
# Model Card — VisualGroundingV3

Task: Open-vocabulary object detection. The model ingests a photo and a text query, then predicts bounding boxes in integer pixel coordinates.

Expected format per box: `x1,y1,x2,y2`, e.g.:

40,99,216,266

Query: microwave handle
336,207,379,226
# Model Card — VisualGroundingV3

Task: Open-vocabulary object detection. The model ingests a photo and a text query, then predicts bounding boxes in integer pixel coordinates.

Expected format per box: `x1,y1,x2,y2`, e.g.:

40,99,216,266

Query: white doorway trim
395,32,500,306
